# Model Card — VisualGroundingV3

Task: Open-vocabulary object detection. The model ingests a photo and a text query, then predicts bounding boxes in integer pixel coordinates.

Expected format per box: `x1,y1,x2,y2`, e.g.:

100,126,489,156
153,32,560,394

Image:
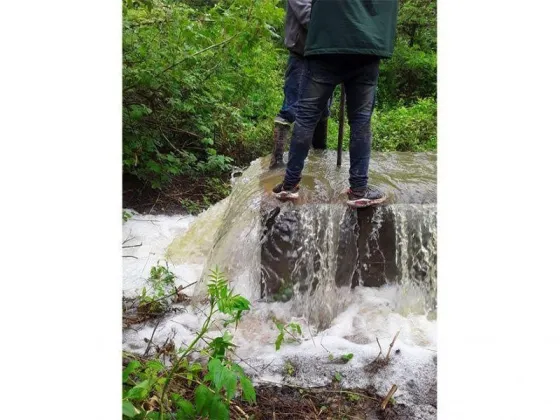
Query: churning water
123,151,437,419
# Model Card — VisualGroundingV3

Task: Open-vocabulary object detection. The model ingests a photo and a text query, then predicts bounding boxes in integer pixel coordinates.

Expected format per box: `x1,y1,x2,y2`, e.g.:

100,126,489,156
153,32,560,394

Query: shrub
372,98,437,152
123,0,285,189
122,267,255,419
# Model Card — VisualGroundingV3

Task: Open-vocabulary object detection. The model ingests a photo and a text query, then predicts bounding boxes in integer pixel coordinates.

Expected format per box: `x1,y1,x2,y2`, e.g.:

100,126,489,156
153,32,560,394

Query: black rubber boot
269,122,290,169
311,118,328,150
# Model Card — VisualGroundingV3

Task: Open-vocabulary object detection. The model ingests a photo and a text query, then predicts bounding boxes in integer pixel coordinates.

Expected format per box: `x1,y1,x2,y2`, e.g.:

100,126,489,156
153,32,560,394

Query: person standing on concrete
273,0,398,208
269,0,331,169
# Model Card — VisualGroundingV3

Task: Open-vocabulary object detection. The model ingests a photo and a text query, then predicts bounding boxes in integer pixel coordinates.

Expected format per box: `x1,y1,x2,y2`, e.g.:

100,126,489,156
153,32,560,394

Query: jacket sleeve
288,0,312,28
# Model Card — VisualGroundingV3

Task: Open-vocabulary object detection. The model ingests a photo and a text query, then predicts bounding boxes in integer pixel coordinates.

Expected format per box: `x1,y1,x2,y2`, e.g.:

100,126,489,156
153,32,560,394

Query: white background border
1,0,559,418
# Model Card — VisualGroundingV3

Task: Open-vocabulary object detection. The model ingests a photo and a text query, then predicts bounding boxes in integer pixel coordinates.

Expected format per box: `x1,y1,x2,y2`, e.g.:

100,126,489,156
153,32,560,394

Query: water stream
123,151,437,419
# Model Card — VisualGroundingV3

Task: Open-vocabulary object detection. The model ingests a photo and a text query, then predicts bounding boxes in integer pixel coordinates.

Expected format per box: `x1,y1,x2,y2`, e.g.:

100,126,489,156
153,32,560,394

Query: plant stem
159,302,216,419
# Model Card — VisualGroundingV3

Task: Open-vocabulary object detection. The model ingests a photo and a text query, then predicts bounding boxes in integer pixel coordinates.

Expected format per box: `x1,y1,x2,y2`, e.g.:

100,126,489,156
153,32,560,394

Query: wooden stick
381,384,398,410
143,318,162,357
233,404,250,419
385,330,400,361
337,84,345,167
373,337,383,362
122,242,142,248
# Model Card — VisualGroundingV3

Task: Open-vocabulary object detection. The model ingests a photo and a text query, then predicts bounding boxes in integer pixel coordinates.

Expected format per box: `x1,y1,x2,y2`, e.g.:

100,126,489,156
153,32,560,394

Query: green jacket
305,0,398,58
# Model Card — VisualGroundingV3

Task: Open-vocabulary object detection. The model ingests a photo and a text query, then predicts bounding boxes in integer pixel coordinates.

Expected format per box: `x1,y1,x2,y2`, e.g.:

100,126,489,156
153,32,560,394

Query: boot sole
274,191,299,201
274,119,291,127
347,195,387,208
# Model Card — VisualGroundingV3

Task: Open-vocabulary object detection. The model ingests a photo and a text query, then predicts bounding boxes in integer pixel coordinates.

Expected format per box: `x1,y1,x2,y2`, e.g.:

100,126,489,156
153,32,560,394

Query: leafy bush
377,42,436,109
123,0,284,189
122,267,255,419
138,263,177,314
372,98,437,151
377,0,437,109
325,96,436,153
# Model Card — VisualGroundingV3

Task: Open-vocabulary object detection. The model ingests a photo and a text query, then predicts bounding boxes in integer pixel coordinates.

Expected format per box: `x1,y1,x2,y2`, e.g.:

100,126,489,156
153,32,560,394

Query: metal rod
337,84,345,167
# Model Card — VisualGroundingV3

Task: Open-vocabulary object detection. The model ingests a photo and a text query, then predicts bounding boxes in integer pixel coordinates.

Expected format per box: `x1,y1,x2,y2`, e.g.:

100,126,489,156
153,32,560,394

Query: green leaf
341,353,354,363
146,359,165,372
175,396,195,420
221,367,237,400
231,296,250,312
125,379,152,401
146,160,162,173
209,396,229,420
287,322,302,336
189,362,203,374
129,104,151,120
209,336,235,360
275,331,284,351
240,376,256,404
122,360,141,383
207,358,225,389
122,400,139,418
194,384,212,414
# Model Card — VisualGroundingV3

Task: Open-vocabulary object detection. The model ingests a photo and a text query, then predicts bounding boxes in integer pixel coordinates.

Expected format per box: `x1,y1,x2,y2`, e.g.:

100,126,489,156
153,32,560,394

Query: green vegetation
271,283,294,302
123,210,133,222
122,267,255,419
283,360,296,377
347,392,361,402
373,98,436,151
123,0,283,192
341,353,354,363
327,352,355,364
123,0,436,207
274,320,303,351
138,263,177,314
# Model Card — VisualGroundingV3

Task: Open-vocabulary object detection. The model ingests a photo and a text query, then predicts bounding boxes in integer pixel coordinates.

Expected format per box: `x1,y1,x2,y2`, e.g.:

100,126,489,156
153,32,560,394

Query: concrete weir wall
260,203,437,300
187,151,437,306
258,152,437,303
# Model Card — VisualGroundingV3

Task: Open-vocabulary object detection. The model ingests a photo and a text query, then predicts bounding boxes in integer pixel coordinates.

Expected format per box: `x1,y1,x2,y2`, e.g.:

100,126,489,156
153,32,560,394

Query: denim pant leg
344,58,381,189
277,53,305,123
284,59,336,186
321,95,333,120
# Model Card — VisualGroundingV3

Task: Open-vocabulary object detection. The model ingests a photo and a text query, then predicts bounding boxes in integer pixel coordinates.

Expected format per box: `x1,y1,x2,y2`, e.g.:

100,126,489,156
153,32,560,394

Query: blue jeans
284,55,381,189
277,53,330,123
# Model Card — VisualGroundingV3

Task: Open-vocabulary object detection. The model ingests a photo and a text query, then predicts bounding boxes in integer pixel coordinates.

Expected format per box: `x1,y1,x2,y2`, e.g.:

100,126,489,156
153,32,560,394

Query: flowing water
123,151,437,419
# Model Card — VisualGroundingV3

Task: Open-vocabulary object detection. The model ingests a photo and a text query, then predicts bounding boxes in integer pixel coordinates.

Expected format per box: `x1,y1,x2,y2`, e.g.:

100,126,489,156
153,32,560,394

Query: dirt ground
123,172,231,215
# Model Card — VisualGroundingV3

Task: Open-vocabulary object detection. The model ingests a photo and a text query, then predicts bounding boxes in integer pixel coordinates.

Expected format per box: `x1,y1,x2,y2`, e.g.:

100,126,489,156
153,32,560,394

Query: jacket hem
305,47,392,58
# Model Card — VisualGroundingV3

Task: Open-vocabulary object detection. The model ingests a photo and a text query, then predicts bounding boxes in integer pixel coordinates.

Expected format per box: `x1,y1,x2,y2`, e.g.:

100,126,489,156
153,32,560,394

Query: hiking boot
346,186,387,208
312,118,328,150
274,116,291,126
272,182,300,200
269,121,290,169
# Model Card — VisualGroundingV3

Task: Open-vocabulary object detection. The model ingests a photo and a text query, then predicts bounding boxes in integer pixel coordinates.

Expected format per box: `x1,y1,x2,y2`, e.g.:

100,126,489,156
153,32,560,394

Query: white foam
122,212,437,417
122,211,202,297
